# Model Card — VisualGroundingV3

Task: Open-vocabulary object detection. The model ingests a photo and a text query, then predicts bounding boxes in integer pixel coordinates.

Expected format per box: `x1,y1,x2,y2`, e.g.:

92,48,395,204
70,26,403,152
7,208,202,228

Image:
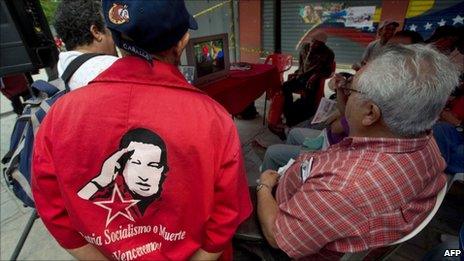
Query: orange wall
380,0,410,29
238,0,262,63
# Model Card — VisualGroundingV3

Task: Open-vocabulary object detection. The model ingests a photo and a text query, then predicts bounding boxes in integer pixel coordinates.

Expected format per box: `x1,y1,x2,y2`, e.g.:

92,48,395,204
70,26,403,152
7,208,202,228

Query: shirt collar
335,134,432,154
91,55,203,94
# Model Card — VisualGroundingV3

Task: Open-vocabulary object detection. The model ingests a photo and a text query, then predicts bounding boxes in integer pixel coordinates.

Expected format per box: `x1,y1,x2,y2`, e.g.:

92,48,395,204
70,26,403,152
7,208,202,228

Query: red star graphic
94,186,139,227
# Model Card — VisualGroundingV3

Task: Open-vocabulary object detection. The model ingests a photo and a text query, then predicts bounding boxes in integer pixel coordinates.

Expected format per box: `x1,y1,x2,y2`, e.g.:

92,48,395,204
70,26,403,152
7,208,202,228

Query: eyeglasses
339,87,364,97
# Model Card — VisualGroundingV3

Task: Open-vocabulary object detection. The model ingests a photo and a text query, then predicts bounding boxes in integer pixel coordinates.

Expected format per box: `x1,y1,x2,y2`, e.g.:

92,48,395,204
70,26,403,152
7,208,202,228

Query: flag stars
409,24,417,31
453,15,463,25
437,19,446,26
424,22,433,30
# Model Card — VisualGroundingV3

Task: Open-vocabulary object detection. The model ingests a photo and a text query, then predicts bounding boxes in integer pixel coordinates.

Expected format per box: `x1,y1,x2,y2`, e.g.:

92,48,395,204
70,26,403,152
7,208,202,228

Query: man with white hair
353,20,399,70
256,44,459,259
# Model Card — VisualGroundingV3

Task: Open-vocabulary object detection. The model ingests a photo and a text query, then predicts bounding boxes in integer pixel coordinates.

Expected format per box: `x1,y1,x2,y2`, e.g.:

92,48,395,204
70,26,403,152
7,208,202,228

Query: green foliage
40,0,61,24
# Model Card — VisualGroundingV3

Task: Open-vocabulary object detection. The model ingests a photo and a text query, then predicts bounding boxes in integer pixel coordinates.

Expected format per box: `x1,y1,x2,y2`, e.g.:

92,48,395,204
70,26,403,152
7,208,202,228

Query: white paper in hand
311,97,337,124
278,158,295,176
300,157,314,183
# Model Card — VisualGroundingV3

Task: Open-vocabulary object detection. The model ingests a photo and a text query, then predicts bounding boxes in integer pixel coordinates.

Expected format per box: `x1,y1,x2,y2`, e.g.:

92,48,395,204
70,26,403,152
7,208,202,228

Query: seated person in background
256,44,459,259
352,20,399,70
278,32,334,130
54,0,119,90
267,42,313,138
426,25,459,56
433,122,464,174
426,25,463,72
262,116,348,171
287,42,311,81
433,74,464,174
449,26,464,72
389,30,424,45
262,73,353,171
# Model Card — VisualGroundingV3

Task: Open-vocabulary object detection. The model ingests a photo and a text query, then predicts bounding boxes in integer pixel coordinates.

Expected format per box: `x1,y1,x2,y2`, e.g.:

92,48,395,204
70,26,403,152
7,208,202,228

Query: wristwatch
256,183,271,192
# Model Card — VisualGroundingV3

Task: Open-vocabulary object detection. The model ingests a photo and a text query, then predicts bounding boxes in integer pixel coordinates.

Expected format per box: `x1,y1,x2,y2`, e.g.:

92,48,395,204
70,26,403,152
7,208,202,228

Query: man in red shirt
32,1,251,260
257,44,460,259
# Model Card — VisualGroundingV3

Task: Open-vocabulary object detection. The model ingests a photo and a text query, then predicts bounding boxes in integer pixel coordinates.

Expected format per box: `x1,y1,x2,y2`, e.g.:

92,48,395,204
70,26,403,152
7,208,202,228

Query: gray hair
355,44,460,137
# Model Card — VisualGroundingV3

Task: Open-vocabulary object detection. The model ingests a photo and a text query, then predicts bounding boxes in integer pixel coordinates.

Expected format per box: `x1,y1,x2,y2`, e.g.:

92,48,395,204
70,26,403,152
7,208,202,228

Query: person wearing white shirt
54,0,119,90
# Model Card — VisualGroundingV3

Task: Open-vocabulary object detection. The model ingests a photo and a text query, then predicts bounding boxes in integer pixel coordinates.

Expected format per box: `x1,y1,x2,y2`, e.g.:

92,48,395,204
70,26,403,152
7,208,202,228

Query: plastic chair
236,183,448,261
262,54,293,125
264,53,293,84
341,182,448,260
447,173,463,191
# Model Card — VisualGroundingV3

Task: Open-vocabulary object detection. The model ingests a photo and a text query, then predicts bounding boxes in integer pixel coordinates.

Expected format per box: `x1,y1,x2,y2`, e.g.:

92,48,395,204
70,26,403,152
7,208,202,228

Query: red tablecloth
198,64,281,115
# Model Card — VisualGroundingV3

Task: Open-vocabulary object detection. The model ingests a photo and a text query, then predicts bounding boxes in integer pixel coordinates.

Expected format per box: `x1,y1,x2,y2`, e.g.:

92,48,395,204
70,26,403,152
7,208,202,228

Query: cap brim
189,15,198,30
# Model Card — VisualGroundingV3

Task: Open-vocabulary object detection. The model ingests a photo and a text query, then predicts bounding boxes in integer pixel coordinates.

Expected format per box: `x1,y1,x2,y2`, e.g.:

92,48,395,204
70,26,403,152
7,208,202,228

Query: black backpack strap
61,53,104,91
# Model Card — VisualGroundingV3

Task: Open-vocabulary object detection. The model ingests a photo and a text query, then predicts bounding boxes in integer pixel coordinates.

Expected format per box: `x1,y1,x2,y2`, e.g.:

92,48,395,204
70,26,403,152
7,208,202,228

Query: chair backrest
448,173,463,191
389,183,447,245
264,53,293,83
341,183,448,261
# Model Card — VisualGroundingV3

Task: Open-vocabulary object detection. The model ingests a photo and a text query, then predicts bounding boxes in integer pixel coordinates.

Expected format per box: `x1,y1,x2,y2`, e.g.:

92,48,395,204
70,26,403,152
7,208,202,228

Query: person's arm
257,170,280,248
273,180,366,258
325,110,341,126
32,108,90,251
66,244,108,260
353,40,375,70
360,41,374,66
201,127,252,256
329,116,344,134
190,248,222,261
335,74,352,115
77,149,133,200
327,73,349,115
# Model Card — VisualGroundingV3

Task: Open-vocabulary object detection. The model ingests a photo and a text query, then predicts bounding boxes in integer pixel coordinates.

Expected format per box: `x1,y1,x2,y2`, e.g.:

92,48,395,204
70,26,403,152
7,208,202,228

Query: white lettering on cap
122,43,152,61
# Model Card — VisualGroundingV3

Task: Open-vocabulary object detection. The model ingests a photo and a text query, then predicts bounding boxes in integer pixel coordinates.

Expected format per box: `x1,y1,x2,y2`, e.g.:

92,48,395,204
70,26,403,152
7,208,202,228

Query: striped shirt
274,135,447,259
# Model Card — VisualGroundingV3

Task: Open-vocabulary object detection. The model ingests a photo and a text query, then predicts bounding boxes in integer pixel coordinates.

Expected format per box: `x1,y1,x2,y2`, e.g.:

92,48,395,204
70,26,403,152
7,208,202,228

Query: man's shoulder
75,54,119,73
64,73,233,124
86,54,119,64
344,148,441,210
61,52,119,90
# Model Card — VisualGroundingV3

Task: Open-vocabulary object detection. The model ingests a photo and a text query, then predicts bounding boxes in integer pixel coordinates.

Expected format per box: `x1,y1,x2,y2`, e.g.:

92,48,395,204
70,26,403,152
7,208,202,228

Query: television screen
193,39,225,78
185,33,229,86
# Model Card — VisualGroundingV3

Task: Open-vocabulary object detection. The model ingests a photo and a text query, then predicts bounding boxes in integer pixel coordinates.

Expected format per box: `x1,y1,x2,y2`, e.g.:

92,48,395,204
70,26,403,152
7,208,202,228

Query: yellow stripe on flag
406,0,435,18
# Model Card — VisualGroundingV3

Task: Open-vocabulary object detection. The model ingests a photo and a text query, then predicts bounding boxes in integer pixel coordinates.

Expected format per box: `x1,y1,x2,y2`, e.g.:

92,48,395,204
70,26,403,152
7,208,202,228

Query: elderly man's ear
361,101,382,127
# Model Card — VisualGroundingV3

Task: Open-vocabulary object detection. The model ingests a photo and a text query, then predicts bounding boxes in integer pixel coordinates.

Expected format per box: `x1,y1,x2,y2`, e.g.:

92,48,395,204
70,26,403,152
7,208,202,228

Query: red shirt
450,96,464,121
275,135,446,259
32,56,252,260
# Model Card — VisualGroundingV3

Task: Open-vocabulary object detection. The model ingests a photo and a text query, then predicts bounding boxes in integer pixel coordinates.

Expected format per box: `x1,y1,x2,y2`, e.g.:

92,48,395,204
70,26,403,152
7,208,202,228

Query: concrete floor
1,70,75,260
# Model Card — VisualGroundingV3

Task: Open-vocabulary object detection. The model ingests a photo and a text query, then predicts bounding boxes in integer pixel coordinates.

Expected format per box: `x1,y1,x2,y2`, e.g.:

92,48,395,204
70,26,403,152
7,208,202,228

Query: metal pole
10,210,38,261
274,0,281,53
230,0,239,63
